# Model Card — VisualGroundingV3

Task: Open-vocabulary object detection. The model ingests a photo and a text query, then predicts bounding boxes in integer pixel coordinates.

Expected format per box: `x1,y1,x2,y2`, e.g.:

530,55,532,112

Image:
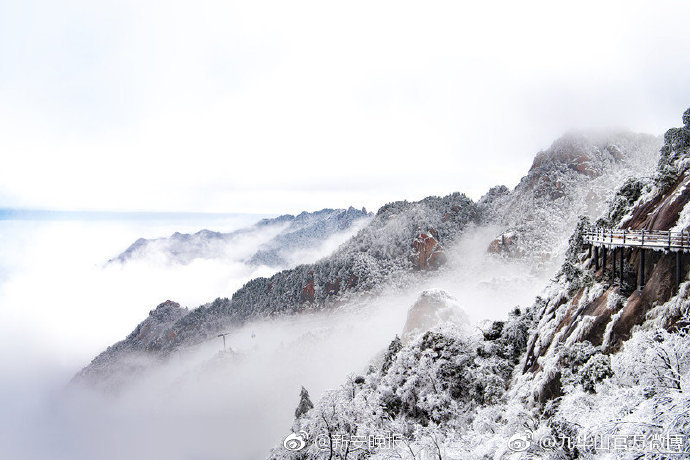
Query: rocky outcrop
487,231,519,255
479,131,660,266
529,139,624,180
623,174,690,231
300,272,316,303
411,229,446,270
401,290,468,341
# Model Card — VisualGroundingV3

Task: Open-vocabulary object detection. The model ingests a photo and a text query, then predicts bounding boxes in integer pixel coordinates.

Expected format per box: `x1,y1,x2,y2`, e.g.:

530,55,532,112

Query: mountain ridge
75,128,662,391
109,206,371,268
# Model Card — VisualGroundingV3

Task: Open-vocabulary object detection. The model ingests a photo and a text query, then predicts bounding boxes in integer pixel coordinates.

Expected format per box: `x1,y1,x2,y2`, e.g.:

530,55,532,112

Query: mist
0,215,548,460
2,1,689,458
2,1,690,214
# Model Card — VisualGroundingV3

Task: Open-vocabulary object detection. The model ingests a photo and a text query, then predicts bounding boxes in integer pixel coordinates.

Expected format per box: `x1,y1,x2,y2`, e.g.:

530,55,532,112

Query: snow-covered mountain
480,131,659,269
75,300,189,393
75,194,481,388
76,129,661,392
267,108,690,459
109,207,371,268
74,114,679,459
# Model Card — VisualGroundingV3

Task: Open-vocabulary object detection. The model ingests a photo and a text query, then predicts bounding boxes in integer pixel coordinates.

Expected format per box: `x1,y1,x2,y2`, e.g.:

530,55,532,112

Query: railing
583,226,690,252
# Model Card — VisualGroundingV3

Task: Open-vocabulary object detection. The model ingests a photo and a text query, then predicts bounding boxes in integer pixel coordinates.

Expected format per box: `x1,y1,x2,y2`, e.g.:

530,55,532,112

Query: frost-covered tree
597,177,649,228
381,336,402,373
656,107,690,191
614,327,690,392
268,313,539,459
295,386,314,419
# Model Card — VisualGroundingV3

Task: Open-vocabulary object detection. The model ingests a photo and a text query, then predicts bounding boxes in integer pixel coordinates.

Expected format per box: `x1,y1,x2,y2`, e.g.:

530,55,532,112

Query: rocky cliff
480,131,660,267
523,109,690,402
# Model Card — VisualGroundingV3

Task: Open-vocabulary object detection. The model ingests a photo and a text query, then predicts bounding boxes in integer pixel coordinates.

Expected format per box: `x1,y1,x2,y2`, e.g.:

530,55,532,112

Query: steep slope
523,109,690,400
74,300,188,392
91,194,478,354
268,301,534,460
480,131,660,268
110,207,371,268
267,109,690,460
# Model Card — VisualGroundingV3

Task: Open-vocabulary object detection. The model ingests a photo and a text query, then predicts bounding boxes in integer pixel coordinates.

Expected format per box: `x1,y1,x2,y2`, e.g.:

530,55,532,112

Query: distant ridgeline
109,207,372,267
76,128,661,389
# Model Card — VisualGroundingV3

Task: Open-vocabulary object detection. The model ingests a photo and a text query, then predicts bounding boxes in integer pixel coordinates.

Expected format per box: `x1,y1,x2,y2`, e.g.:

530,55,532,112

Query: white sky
1,0,689,215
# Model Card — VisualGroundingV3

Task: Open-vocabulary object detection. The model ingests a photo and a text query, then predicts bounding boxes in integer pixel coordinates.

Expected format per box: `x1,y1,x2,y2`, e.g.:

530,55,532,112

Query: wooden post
619,247,624,284
676,251,682,291
638,250,646,291
594,246,599,270
603,246,607,270
612,247,617,280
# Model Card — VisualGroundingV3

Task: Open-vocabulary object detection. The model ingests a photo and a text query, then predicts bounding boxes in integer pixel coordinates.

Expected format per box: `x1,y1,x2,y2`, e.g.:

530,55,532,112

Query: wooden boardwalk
583,226,689,290
583,227,690,252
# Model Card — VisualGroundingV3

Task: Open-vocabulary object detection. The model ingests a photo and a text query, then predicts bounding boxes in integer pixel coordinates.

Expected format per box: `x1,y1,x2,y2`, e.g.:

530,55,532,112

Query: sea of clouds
0,216,547,459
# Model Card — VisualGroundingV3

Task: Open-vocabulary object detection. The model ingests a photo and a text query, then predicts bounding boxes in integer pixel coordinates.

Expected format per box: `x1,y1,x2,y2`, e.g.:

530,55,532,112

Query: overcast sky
1,0,689,215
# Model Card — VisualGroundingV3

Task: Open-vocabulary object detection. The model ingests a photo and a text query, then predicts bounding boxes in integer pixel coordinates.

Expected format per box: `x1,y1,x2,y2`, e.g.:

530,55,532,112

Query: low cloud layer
0,217,547,459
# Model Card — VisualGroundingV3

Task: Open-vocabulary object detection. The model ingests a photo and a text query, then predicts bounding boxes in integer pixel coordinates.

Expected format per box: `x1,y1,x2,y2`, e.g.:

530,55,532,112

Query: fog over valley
2,1,690,459
0,215,547,459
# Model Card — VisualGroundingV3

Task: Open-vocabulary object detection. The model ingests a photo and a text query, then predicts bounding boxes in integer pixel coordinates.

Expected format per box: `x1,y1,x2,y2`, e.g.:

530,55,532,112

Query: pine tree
381,335,403,373
294,386,314,419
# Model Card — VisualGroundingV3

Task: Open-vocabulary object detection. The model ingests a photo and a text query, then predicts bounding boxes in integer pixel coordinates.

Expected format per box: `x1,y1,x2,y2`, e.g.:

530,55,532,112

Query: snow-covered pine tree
294,386,314,419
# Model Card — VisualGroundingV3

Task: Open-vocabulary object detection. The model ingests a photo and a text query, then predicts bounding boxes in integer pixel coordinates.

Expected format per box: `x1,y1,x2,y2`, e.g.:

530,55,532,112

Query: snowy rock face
487,231,519,256
110,207,372,268
410,229,446,270
401,289,469,342
480,131,661,268
523,110,690,402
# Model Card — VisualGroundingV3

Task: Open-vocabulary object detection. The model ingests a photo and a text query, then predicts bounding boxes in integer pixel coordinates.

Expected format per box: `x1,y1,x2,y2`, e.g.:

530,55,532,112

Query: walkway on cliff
583,226,689,291
583,227,690,252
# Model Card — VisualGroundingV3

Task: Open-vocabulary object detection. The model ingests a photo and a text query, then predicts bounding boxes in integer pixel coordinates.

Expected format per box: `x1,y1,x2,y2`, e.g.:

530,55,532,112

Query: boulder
402,290,469,342
487,231,518,255
411,228,446,270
